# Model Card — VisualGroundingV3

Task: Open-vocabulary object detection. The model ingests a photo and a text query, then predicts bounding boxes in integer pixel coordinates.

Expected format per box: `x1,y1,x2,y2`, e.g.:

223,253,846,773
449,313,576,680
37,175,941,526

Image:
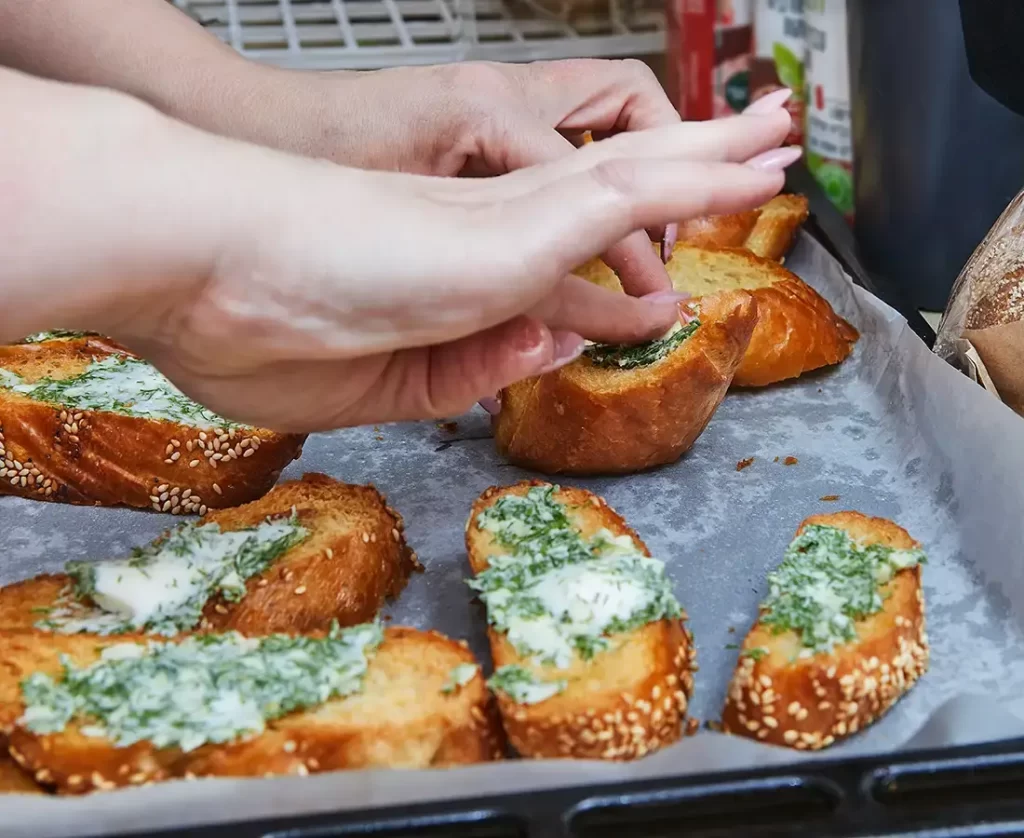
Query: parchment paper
4,233,1024,838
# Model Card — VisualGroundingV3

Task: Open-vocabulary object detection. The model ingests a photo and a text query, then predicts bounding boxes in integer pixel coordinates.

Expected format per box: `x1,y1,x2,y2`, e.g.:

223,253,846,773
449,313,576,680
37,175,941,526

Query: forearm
0,68,294,343
0,0,338,160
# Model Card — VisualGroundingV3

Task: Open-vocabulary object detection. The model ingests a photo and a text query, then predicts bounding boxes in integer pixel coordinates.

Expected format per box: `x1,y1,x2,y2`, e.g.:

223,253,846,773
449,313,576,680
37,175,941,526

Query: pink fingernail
746,145,803,171
478,395,501,415
744,88,793,114
662,223,678,263
538,331,585,374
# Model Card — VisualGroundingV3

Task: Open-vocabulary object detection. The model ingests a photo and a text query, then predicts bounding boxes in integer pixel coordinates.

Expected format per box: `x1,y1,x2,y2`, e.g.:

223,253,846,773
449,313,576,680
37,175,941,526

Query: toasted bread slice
0,473,420,636
0,626,503,794
493,291,757,474
678,194,808,260
0,338,304,511
721,512,929,750
466,482,695,760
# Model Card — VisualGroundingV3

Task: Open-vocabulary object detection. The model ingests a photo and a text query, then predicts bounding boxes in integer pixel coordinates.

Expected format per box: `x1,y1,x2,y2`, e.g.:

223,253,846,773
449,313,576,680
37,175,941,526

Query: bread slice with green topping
0,336,304,512
0,473,421,637
492,290,757,475
0,624,503,794
466,481,696,760
722,512,928,750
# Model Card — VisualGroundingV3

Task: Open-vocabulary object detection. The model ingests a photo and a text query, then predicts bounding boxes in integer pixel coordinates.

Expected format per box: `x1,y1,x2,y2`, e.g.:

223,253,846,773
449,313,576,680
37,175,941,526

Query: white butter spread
38,516,308,636
487,665,567,705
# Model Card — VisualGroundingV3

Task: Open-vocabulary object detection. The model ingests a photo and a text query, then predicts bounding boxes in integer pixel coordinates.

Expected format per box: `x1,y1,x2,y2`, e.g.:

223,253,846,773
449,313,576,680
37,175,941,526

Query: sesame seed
818,701,832,710
787,701,801,716
68,774,83,786
212,483,222,495
294,585,307,595
796,708,809,721
745,719,760,732
157,483,169,493
214,604,228,615
189,459,200,468
283,741,297,753
758,675,772,688
362,533,370,543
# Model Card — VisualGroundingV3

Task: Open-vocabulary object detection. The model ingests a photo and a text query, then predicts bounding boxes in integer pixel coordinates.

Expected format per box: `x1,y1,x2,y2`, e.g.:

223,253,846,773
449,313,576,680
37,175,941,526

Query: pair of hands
2,51,797,433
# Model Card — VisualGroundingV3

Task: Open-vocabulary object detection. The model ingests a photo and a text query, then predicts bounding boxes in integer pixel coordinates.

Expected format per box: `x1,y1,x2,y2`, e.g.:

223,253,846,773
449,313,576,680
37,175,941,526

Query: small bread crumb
437,421,458,434
783,456,799,466
736,457,755,472
820,494,841,502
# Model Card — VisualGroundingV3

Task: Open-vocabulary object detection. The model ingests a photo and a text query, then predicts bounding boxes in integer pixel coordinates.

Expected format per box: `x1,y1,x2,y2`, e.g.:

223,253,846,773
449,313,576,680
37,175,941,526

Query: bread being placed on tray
0,335,304,511
0,623,503,794
465,482,696,760
721,512,929,750
579,244,858,388
492,292,757,475
0,473,420,637
678,194,809,262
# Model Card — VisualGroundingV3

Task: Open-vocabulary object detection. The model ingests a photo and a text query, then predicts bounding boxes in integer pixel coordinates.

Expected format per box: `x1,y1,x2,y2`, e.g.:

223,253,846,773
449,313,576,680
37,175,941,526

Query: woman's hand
2,69,797,433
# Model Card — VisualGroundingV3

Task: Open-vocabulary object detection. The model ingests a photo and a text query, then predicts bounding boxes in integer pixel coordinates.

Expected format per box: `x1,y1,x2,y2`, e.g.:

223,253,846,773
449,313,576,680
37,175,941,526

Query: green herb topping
19,622,383,752
761,524,926,655
38,515,308,637
739,647,768,661
583,318,700,370
487,665,566,705
19,330,92,344
440,663,479,695
469,486,681,673
0,354,243,428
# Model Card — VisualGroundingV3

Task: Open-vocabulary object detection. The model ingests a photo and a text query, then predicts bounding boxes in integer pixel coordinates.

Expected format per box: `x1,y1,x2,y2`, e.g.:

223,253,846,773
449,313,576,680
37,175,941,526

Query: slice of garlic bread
466,482,695,760
0,624,502,794
722,512,928,750
0,473,420,637
0,337,304,511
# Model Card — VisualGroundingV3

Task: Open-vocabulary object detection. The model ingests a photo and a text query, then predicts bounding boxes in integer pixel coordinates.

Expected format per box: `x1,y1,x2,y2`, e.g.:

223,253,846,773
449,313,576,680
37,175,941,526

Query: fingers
381,317,584,420
528,274,686,342
495,157,791,300
600,230,672,295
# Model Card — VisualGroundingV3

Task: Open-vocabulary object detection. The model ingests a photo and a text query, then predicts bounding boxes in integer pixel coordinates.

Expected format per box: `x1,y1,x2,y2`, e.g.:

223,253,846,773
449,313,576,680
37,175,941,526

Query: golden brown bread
466,482,696,760
0,473,421,636
0,338,304,511
0,626,503,794
493,291,757,475
579,244,858,388
678,195,809,261
0,745,44,794
721,512,929,750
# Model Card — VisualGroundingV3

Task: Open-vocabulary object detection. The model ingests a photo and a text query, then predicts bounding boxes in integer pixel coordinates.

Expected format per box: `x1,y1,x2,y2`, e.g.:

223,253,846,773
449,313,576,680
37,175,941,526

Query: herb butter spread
19,622,382,752
488,665,566,705
583,317,700,370
20,330,91,343
761,524,926,654
441,663,479,695
37,516,308,637
469,486,681,688
0,355,242,428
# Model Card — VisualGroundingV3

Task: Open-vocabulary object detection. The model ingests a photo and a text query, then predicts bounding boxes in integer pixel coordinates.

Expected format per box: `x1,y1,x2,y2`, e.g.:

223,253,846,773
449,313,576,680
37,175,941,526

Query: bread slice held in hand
493,292,757,475
722,512,929,750
0,335,304,511
465,482,696,760
0,623,503,794
0,473,421,637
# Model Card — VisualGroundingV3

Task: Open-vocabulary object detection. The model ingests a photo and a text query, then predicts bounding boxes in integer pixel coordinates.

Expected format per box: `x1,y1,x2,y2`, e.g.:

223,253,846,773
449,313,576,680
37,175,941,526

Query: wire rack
176,0,665,69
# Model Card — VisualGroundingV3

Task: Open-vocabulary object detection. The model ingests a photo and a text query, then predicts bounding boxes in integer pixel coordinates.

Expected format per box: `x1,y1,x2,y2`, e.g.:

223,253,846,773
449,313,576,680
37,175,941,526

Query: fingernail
746,145,803,171
744,88,793,114
538,331,585,374
662,223,678,263
641,291,691,305
478,395,501,415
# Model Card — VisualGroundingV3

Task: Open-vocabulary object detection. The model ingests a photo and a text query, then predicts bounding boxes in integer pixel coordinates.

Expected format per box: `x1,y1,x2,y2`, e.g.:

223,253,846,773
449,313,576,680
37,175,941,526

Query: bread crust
0,473,421,636
466,481,696,760
678,195,809,261
0,339,304,512
0,626,503,794
493,290,757,475
721,512,929,750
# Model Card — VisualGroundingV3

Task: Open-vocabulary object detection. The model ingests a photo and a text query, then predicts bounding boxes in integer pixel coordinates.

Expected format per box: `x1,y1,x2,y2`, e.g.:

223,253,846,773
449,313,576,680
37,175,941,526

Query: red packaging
668,0,754,121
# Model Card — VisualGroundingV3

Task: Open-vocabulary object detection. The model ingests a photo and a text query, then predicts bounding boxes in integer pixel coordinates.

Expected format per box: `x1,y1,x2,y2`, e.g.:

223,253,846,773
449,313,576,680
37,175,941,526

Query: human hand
110,111,797,432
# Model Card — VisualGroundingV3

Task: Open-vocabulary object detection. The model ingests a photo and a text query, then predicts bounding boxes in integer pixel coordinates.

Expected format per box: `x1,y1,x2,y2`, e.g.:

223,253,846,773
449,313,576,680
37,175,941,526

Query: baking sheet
4,233,1024,837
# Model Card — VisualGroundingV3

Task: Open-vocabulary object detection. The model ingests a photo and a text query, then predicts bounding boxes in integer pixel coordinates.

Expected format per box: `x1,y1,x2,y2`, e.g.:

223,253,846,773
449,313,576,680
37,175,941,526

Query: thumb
385,317,583,420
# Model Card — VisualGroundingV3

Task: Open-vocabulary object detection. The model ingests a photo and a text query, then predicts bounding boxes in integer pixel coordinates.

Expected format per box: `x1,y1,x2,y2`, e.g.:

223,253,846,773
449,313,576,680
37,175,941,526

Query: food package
667,0,754,120
750,0,805,145
804,0,854,223
935,187,1024,417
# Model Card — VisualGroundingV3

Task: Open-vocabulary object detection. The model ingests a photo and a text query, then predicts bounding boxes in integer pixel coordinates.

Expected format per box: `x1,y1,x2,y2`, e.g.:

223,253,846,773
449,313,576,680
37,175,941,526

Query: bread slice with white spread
0,334,303,511
0,473,421,637
465,481,696,760
0,623,503,793
722,512,929,750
